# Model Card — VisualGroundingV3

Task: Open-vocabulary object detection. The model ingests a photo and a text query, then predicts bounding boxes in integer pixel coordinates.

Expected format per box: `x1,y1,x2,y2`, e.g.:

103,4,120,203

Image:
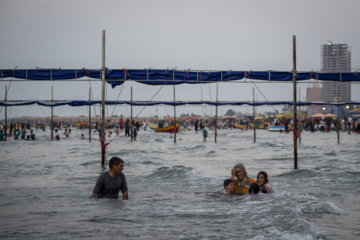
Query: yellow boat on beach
154,123,180,133
233,124,248,129
234,123,267,130
249,123,267,130
147,122,159,130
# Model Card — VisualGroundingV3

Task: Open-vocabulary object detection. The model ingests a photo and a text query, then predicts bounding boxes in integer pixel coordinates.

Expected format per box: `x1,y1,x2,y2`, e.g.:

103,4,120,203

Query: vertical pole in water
51,86,54,141
89,87,91,143
337,84,340,144
131,87,133,142
4,86,7,141
173,84,177,143
292,35,298,170
215,83,218,143
101,30,106,167
253,87,256,143
298,87,301,144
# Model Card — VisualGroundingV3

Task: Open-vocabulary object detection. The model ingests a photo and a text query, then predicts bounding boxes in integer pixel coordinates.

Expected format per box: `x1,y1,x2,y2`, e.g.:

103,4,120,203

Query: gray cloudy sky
1,0,360,119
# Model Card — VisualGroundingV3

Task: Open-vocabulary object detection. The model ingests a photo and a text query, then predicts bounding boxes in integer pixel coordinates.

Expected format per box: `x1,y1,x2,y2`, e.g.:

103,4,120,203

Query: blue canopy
1,100,359,107
2,69,360,88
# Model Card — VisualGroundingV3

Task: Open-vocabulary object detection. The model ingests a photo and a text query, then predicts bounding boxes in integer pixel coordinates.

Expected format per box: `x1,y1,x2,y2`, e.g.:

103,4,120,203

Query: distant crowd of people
1,114,359,142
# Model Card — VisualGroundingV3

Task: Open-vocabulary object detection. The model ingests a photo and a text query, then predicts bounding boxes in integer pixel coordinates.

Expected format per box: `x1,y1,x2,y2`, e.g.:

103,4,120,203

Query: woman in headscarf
231,163,256,194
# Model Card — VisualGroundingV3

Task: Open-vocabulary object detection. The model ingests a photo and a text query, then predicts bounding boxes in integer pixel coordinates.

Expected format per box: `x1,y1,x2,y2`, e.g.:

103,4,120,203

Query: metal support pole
89,87,91,143
131,87,133,142
292,35,298,170
173,85,177,143
51,86,54,141
337,84,340,144
253,88,256,143
101,30,106,167
215,83,218,143
4,86,7,141
298,87,301,144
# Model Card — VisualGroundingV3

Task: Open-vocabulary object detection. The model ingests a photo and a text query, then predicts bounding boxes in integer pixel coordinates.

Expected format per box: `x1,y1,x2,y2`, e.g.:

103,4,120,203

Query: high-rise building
306,84,322,116
321,42,351,102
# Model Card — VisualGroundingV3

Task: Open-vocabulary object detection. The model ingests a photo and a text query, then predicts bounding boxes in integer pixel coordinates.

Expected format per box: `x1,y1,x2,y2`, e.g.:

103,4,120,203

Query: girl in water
257,171,273,194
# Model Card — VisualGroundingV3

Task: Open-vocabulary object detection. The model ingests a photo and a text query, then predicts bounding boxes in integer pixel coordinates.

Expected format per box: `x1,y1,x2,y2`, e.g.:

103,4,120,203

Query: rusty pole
292,35,298,170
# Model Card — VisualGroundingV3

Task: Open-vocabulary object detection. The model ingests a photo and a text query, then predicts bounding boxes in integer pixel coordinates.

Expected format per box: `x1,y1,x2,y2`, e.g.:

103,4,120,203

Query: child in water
223,179,234,194
248,183,260,194
132,124,137,141
257,171,273,193
202,128,208,142
55,129,60,141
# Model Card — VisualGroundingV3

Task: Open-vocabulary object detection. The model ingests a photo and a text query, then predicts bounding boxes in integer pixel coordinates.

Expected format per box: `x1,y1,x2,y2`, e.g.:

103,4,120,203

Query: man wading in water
92,157,128,200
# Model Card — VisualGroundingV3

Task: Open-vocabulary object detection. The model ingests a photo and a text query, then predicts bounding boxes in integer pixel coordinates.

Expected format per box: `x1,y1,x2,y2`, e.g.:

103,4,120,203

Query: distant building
306,84,322,116
321,42,351,102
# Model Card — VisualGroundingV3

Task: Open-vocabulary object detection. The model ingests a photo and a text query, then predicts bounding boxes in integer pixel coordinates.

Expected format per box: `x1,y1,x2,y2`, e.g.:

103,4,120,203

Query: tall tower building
321,42,351,102
306,84,322,116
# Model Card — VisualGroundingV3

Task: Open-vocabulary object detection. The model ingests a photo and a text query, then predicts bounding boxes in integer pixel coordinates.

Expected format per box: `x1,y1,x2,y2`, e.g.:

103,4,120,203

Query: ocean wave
185,144,206,151
258,141,286,148
141,160,161,165
324,150,337,156
275,169,318,179
142,166,204,187
207,150,216,155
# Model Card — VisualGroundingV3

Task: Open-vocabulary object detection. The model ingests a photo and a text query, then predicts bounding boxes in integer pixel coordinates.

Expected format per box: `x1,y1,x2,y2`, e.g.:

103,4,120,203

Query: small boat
268,126,285,132
233,124,248,129
147,122,159,130
249,123,267,130
179,127,191,131
154,123,180,133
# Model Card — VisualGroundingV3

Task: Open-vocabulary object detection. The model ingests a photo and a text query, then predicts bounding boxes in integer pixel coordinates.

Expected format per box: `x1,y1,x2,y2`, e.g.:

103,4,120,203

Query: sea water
0,128,359,240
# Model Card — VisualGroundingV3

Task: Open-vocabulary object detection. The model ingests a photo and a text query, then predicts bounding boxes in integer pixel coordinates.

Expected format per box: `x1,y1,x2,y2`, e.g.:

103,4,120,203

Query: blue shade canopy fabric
1,100,359,107
2,69,360,88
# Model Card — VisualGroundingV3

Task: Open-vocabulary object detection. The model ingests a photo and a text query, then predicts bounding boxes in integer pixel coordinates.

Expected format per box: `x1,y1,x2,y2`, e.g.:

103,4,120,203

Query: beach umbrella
222,116,236,120
275,115,284,118
255,117,264,120
186,117,194,120
349,108,360,113
311,113,325,118
324,113,336,118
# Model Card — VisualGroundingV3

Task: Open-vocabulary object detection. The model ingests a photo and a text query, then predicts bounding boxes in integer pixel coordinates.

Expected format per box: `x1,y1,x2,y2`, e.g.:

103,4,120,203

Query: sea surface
0,128,359,240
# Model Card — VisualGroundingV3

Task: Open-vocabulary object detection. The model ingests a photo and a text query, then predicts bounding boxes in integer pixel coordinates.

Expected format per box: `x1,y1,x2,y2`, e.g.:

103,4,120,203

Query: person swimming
257,171,274,194
223,179,234,194
248,183,260,194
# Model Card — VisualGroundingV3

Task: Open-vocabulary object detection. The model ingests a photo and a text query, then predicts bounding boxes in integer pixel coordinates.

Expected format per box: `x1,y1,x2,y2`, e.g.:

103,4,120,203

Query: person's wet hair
109,157,124,169
248,183,260,194
257,171,269,184
223,179,233,189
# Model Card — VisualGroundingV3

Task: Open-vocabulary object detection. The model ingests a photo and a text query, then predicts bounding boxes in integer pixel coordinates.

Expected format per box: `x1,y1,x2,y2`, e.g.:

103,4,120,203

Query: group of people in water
223,163,273,195
0,127,37,141
91,158,273,200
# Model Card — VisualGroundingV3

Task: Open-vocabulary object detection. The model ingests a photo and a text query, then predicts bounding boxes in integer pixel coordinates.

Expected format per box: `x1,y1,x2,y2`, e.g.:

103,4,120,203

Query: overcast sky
1,0,359,119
